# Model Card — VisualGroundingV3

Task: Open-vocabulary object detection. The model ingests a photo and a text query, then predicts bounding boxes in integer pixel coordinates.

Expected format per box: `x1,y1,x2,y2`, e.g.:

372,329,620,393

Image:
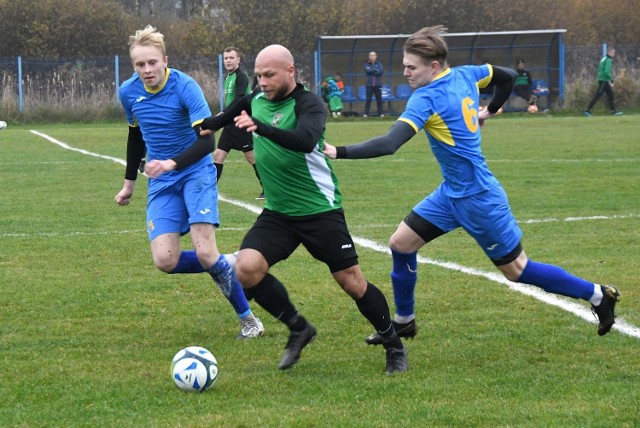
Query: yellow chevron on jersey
425,112,455,146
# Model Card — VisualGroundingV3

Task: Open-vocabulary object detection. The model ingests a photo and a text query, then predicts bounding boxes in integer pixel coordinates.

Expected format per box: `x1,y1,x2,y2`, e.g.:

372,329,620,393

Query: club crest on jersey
272,113,284,127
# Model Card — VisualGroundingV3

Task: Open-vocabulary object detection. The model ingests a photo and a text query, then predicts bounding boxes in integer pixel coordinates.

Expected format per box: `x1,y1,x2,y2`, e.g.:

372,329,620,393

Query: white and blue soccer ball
171,346,219,392
0,121,7,130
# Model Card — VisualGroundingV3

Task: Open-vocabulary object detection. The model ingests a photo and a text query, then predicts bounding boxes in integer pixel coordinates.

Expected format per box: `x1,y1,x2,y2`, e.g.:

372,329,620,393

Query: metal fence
0,52,315,115
0,44,638,115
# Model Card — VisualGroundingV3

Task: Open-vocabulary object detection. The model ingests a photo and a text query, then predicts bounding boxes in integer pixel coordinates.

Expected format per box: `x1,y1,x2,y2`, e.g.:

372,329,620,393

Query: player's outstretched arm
248,92,324,154
486,65,516,114
332,121,416,160
201,91,253,131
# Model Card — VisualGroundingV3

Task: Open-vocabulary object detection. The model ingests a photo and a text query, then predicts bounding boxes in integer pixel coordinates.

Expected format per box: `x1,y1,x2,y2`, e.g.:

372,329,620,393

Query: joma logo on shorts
341,244,352,249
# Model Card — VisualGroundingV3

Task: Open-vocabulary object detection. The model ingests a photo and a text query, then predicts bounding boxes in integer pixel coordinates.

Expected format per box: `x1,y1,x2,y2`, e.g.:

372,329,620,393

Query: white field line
11,158,619,165
30,130,127,166
368,157,640,163
30,130,640,339
0,227,247,238
349,213,640,229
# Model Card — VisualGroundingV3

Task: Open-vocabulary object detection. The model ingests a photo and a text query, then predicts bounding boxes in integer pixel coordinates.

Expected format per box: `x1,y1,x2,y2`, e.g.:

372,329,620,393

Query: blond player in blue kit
324,26,620,345
114,25,263,339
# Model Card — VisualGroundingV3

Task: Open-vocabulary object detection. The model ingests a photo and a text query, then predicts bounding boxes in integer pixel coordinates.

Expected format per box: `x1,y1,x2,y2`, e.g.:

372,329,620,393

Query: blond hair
128,25,166,59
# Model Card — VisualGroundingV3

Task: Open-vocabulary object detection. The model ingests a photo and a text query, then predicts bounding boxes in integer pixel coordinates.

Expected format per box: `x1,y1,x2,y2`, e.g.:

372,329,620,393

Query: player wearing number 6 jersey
323,25,620,344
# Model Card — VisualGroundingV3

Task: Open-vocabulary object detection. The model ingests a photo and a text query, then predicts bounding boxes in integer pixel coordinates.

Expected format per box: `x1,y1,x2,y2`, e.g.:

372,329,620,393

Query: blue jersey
399,64,497,198
119,68,212,182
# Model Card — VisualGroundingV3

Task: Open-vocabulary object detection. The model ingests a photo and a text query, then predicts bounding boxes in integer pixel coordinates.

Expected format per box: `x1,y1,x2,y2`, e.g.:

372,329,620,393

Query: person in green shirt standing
200,44,408,375
214,46,265,199
584,47,623,116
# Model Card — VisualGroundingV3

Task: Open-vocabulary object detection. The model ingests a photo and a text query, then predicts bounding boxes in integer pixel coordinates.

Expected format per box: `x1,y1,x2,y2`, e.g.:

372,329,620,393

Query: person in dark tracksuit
364,51,384,117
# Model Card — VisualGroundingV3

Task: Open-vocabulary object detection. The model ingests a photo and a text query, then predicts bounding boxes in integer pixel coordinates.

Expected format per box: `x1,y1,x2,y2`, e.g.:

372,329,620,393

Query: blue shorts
146,164,219,241
413,183,522,259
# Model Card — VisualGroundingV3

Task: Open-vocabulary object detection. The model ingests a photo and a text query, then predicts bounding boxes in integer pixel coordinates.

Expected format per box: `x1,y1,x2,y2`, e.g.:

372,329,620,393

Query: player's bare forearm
115,179,136,206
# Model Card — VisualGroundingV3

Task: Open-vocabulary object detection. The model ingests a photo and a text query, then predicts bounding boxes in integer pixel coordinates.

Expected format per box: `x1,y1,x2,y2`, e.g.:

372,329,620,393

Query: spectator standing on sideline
214,47,265,199
115,26,264,339
364,51,384,117
201,44,408,374
584,47,623,116
323,25,620,345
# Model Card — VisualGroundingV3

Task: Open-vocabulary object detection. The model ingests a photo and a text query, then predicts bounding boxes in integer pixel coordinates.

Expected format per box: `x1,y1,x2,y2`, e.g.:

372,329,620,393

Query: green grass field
1,113,639,427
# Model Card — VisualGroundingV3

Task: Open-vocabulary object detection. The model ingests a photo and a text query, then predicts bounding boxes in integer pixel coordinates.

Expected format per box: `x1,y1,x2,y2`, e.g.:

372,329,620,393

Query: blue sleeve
119,86,135,126
475,64,493,89
182,77,212,126
399,89,432,133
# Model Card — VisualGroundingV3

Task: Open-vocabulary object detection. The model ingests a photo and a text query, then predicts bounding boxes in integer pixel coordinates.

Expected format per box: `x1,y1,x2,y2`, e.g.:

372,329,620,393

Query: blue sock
170,250,206,274
517,260,594,300
208,255,251,318
390,250,418,317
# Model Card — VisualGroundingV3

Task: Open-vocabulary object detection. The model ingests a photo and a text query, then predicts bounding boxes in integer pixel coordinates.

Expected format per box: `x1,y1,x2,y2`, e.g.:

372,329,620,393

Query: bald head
256,44,294,68
255,44,296,101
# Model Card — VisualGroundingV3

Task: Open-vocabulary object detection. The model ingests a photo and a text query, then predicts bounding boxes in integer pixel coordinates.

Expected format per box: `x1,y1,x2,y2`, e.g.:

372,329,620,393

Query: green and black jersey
597,55,614,82
202,83,342,216
223,69,251,109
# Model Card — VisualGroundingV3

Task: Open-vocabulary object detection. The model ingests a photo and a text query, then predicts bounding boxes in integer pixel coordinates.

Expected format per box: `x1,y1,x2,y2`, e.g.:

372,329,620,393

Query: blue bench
339,84,413,116
480,80,551,111
395,84,412,100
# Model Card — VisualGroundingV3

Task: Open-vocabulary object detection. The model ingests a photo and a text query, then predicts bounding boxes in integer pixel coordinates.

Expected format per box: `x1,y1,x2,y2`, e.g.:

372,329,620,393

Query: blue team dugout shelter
315,29,566,114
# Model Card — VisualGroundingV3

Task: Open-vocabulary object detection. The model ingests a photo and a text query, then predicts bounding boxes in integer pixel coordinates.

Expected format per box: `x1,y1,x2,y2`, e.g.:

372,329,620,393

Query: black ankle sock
382,331,403,349
287,314,308,332
355,282,393,333
252,274,303,329
214,162,223,181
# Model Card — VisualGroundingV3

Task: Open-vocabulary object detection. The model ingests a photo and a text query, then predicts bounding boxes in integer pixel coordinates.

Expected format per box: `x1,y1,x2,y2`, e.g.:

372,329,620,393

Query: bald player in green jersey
201,44,407,375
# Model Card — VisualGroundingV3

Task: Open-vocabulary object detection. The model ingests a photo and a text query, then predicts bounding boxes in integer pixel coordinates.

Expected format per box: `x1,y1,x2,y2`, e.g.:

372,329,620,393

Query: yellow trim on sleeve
398,117,420,133
477,64,493,90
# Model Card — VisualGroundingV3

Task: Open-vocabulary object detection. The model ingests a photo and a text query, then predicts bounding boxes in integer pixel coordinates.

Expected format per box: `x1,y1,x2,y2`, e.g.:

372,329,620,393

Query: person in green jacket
584,47,623,116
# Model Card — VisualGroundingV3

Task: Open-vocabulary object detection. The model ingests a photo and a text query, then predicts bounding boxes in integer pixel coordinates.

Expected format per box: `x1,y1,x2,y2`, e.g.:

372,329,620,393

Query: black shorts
240,208,359,273
217,124,254,153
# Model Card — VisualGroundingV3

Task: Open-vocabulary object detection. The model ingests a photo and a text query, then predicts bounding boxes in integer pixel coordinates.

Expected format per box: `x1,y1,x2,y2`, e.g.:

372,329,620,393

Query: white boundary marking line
0,227,247,238
31,130,127,166
31,130,640,339
349,214,640,229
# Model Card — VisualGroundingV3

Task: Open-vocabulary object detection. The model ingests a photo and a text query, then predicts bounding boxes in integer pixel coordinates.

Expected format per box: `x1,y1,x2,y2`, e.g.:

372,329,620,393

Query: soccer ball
171,346,219,392
528,104,538,113
0,121,7,129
